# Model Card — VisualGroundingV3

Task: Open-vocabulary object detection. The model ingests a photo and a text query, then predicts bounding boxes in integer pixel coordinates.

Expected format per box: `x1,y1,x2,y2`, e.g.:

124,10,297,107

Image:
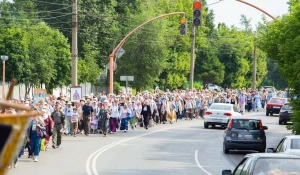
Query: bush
114,82,122,95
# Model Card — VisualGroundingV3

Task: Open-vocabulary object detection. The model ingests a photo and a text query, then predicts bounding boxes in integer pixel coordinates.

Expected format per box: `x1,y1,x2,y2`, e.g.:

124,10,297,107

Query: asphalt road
7,110,291,175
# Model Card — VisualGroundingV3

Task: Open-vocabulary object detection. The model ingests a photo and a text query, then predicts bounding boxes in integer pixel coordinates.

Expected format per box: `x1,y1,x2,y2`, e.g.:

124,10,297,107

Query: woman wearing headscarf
119,104,131,132
109,101,119,134
98,101,110,137
141,100,151,129
42,108,53,151
26,109,46,162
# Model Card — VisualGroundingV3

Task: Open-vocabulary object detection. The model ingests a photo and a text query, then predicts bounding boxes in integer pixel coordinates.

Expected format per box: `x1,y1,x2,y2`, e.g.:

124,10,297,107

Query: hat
67,101,72,105
104,100,108,103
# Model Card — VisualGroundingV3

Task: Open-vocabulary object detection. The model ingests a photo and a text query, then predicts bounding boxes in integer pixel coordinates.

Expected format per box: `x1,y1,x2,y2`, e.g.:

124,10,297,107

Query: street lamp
1,55,9,99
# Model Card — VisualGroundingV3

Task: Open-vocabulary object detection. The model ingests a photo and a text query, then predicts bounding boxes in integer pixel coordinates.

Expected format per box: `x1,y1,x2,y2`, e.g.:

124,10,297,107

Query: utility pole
71,0,78,86
252,41,257,90
189,26,196,90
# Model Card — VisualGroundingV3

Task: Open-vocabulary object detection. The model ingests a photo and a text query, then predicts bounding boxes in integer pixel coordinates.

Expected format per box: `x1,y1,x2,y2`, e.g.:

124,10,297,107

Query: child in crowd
71,108,79,137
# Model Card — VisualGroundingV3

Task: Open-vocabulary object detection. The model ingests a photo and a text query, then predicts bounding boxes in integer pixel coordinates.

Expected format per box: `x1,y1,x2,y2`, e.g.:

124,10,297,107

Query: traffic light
193,0,202,27
180,17,187,35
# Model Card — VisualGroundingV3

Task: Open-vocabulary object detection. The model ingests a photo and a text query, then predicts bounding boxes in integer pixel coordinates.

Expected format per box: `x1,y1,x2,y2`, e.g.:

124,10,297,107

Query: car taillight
224,113,232,116
259,121,264,131
227,119,233,131
205,111,212,115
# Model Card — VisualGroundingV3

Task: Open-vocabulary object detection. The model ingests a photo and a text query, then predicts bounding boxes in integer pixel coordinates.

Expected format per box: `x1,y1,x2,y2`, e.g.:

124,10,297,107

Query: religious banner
33,89,46,104
71,86,82,102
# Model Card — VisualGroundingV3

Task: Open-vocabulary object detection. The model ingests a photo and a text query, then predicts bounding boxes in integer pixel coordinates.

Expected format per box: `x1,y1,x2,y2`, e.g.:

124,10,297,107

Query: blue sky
208,0,289,28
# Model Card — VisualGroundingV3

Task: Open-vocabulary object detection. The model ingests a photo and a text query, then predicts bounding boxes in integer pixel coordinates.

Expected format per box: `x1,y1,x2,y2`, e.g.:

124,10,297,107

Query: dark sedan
279,102,292,125
223,117,268,154
222,153,300,175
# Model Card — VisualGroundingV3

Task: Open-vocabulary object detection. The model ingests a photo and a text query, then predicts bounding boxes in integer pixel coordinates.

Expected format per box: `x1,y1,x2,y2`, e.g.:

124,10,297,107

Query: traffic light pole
189,26,196,90
108,12,185,94
235,0,276,20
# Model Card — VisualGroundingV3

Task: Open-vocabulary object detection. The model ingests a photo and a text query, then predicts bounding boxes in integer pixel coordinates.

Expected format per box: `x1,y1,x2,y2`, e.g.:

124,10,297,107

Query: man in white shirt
64,102,73,135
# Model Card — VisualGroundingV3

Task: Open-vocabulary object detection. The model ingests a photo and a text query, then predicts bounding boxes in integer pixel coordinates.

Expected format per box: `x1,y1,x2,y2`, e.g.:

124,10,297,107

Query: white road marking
195,150,213,175
86,123,195,175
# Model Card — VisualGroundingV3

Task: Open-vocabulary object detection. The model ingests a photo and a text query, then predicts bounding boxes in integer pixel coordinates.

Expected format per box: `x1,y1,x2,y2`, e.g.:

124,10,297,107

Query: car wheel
279,121,283,125
266,112,269,116
204,123,208,129
270,113,273,116
223,143,229,154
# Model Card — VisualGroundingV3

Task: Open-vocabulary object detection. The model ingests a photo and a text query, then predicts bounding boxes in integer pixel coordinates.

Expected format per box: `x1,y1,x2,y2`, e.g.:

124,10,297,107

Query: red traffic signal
193,1,202,9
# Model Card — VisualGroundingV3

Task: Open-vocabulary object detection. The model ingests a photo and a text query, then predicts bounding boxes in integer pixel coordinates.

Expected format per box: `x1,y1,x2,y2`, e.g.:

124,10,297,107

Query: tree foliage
259,2,300,134
0,0,270,92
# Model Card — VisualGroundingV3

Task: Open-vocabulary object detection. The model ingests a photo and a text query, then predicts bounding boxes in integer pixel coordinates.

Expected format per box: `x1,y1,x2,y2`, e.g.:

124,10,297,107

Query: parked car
223,117,268,154
222,153,300,175
204,103,241,129
206,84,221,91
266,97,289,116
279,102,292,125
266,135,300,155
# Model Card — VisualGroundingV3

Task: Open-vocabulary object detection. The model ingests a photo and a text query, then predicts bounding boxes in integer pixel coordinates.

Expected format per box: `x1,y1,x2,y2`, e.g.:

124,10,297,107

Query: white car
266,135,300,155
204,103,242,129
206,84,222,91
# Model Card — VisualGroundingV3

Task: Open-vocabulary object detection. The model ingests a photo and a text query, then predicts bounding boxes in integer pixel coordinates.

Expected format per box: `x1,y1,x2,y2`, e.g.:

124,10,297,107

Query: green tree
77,43,102,84
259,2,300,133
195,39,225,86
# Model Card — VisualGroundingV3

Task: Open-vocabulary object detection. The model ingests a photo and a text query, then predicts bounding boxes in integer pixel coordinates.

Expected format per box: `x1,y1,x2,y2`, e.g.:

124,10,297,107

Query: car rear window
232,119,260,130
253,158,300,174
270,98,286,104
282,104,292,110
291,139,300,149
209,104,231,111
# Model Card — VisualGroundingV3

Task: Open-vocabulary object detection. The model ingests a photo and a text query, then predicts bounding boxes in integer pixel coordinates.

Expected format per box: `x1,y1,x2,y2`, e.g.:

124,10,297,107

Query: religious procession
3,86,286,168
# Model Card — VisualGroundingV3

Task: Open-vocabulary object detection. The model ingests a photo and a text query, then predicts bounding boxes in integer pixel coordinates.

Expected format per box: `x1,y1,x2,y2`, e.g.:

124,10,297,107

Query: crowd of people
6,87,287,167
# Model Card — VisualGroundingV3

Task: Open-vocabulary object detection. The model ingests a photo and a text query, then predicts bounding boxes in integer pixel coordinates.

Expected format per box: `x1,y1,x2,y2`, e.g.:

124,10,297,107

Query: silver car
266,135,300,155
204,103,242,129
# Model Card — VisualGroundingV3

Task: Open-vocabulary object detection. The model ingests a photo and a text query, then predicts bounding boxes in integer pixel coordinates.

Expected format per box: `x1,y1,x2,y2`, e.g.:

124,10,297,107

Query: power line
0,6,71,14
0,13,72,20
31,0,71,7
207,0,225,6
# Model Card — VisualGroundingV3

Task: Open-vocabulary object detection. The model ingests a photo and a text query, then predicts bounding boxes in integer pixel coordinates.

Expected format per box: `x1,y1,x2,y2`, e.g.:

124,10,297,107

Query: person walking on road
64,102,73,136
109,101,119,134
98,101,110,137
51,104,65,149
119,104,131,132
254,91,262,111
71,108,79,137
26,111,46,162
239,91,247,114
141,100,151,129
42,108,53,151
82,99,94,136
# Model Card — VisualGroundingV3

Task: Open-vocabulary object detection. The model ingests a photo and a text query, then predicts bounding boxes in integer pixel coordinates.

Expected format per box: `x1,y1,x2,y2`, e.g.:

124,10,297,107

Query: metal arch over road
108,12,186,94
235,0,277,20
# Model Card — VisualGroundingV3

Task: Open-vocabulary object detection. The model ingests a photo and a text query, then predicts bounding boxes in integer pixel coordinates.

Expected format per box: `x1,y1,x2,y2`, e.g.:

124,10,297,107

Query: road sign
120,76,134,81
115,48,125,59
120,76,134,94
107,62,117,71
